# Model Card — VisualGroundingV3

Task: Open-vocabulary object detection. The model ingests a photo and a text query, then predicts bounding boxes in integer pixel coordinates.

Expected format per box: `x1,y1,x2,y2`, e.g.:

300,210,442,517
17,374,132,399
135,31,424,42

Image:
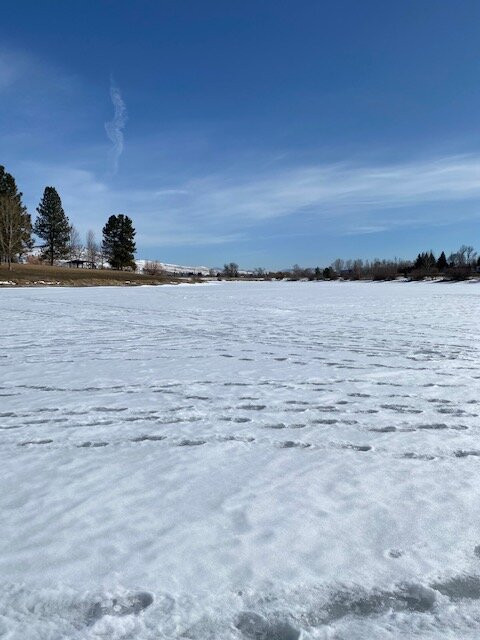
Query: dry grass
0,263,189,287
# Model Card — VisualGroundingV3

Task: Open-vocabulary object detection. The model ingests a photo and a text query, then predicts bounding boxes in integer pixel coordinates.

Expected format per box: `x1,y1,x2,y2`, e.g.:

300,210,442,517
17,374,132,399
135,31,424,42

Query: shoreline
0,263,198,288
1,276,480,288
1,263,479,288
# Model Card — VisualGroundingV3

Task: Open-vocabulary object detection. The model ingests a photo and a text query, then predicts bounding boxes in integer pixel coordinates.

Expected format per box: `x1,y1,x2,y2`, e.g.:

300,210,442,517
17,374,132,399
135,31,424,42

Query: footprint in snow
235,611,300,640
86,591,154,625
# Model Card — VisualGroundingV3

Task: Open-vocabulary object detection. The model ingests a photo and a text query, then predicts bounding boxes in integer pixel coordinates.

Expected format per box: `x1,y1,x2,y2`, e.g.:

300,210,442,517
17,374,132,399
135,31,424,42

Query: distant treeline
244,246,480,282
0,164,136,271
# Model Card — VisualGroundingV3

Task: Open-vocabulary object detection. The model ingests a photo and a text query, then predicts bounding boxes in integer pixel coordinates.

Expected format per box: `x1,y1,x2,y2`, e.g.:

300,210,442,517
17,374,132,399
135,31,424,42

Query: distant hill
135,260,212,276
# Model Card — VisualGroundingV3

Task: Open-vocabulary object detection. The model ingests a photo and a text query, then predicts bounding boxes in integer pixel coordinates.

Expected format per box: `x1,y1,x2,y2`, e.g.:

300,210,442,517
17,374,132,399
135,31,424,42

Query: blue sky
1,1,480,269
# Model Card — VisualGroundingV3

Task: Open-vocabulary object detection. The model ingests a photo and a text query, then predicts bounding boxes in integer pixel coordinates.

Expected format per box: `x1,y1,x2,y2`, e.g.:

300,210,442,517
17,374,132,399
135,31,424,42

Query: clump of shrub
409,267,439,281
443,267,472,281
143,261,164,276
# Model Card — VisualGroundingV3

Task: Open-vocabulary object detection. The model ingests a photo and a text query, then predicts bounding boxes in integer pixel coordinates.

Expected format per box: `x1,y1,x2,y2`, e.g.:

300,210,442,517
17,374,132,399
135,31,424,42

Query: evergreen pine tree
323,266,336,279
414,253,424,269
34,187,70,265
0,166,32,269
102,214,136,270
436,251,448,271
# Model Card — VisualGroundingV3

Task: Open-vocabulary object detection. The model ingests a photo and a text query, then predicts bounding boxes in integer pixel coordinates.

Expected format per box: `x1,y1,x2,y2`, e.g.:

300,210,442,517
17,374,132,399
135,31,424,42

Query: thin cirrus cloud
0,49,42,93
160,154,480,229
0,51,20,90
104,78,127,175
0,48,81,100
136,230,245,248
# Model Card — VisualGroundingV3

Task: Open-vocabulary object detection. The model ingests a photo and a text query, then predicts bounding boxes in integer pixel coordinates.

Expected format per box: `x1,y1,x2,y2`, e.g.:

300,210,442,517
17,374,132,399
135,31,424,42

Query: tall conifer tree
34,187,70,265
436,251,448,271
102,214,136,270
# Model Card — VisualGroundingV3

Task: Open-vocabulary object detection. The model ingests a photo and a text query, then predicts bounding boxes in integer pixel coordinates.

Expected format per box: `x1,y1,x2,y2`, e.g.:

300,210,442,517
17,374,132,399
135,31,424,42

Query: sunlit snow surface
2,281,480,639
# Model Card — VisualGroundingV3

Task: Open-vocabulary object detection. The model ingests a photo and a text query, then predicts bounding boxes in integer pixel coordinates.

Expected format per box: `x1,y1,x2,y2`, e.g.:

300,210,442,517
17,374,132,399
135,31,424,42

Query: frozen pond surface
1,280,480,638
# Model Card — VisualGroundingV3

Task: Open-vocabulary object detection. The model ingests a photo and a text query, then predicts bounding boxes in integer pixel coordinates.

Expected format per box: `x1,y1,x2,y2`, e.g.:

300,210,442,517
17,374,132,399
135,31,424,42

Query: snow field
1,281,480,638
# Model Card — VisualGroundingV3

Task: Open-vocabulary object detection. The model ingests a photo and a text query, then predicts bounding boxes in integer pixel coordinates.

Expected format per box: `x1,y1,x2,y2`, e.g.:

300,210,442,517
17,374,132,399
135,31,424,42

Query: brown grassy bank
0,263,190,287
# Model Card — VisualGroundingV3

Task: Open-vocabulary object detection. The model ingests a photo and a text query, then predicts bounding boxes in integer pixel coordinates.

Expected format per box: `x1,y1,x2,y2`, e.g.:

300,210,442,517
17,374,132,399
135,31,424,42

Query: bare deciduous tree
142,260,164,275
465,245,477,265
332,258,345,274
291,264,303,279
68,225,83,261
86,229,98,266
223,262,239,277
352,259,364,277
0,194,32,270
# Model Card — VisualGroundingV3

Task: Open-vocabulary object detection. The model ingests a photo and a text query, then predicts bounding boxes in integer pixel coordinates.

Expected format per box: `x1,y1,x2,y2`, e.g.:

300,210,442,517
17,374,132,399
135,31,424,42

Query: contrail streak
105,78,127,174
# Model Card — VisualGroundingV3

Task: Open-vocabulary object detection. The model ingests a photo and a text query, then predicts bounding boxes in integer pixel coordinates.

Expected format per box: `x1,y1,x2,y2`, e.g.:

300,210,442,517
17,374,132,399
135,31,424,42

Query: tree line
261,247,480,281
217,247,480,282
0,165,136,271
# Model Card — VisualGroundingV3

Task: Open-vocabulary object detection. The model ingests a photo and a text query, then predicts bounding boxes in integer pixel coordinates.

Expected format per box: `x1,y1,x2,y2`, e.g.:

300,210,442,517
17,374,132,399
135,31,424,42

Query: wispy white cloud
137,231,244,247
17,153,480,253
0,51,21,90
0,48,80,96
171,154,480,227
17,162,240,248
104,78,127,174
0,49,50,93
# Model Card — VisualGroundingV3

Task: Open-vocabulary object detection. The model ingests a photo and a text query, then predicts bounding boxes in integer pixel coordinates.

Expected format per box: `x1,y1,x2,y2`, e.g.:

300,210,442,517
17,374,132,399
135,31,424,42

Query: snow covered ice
2,280,480,638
